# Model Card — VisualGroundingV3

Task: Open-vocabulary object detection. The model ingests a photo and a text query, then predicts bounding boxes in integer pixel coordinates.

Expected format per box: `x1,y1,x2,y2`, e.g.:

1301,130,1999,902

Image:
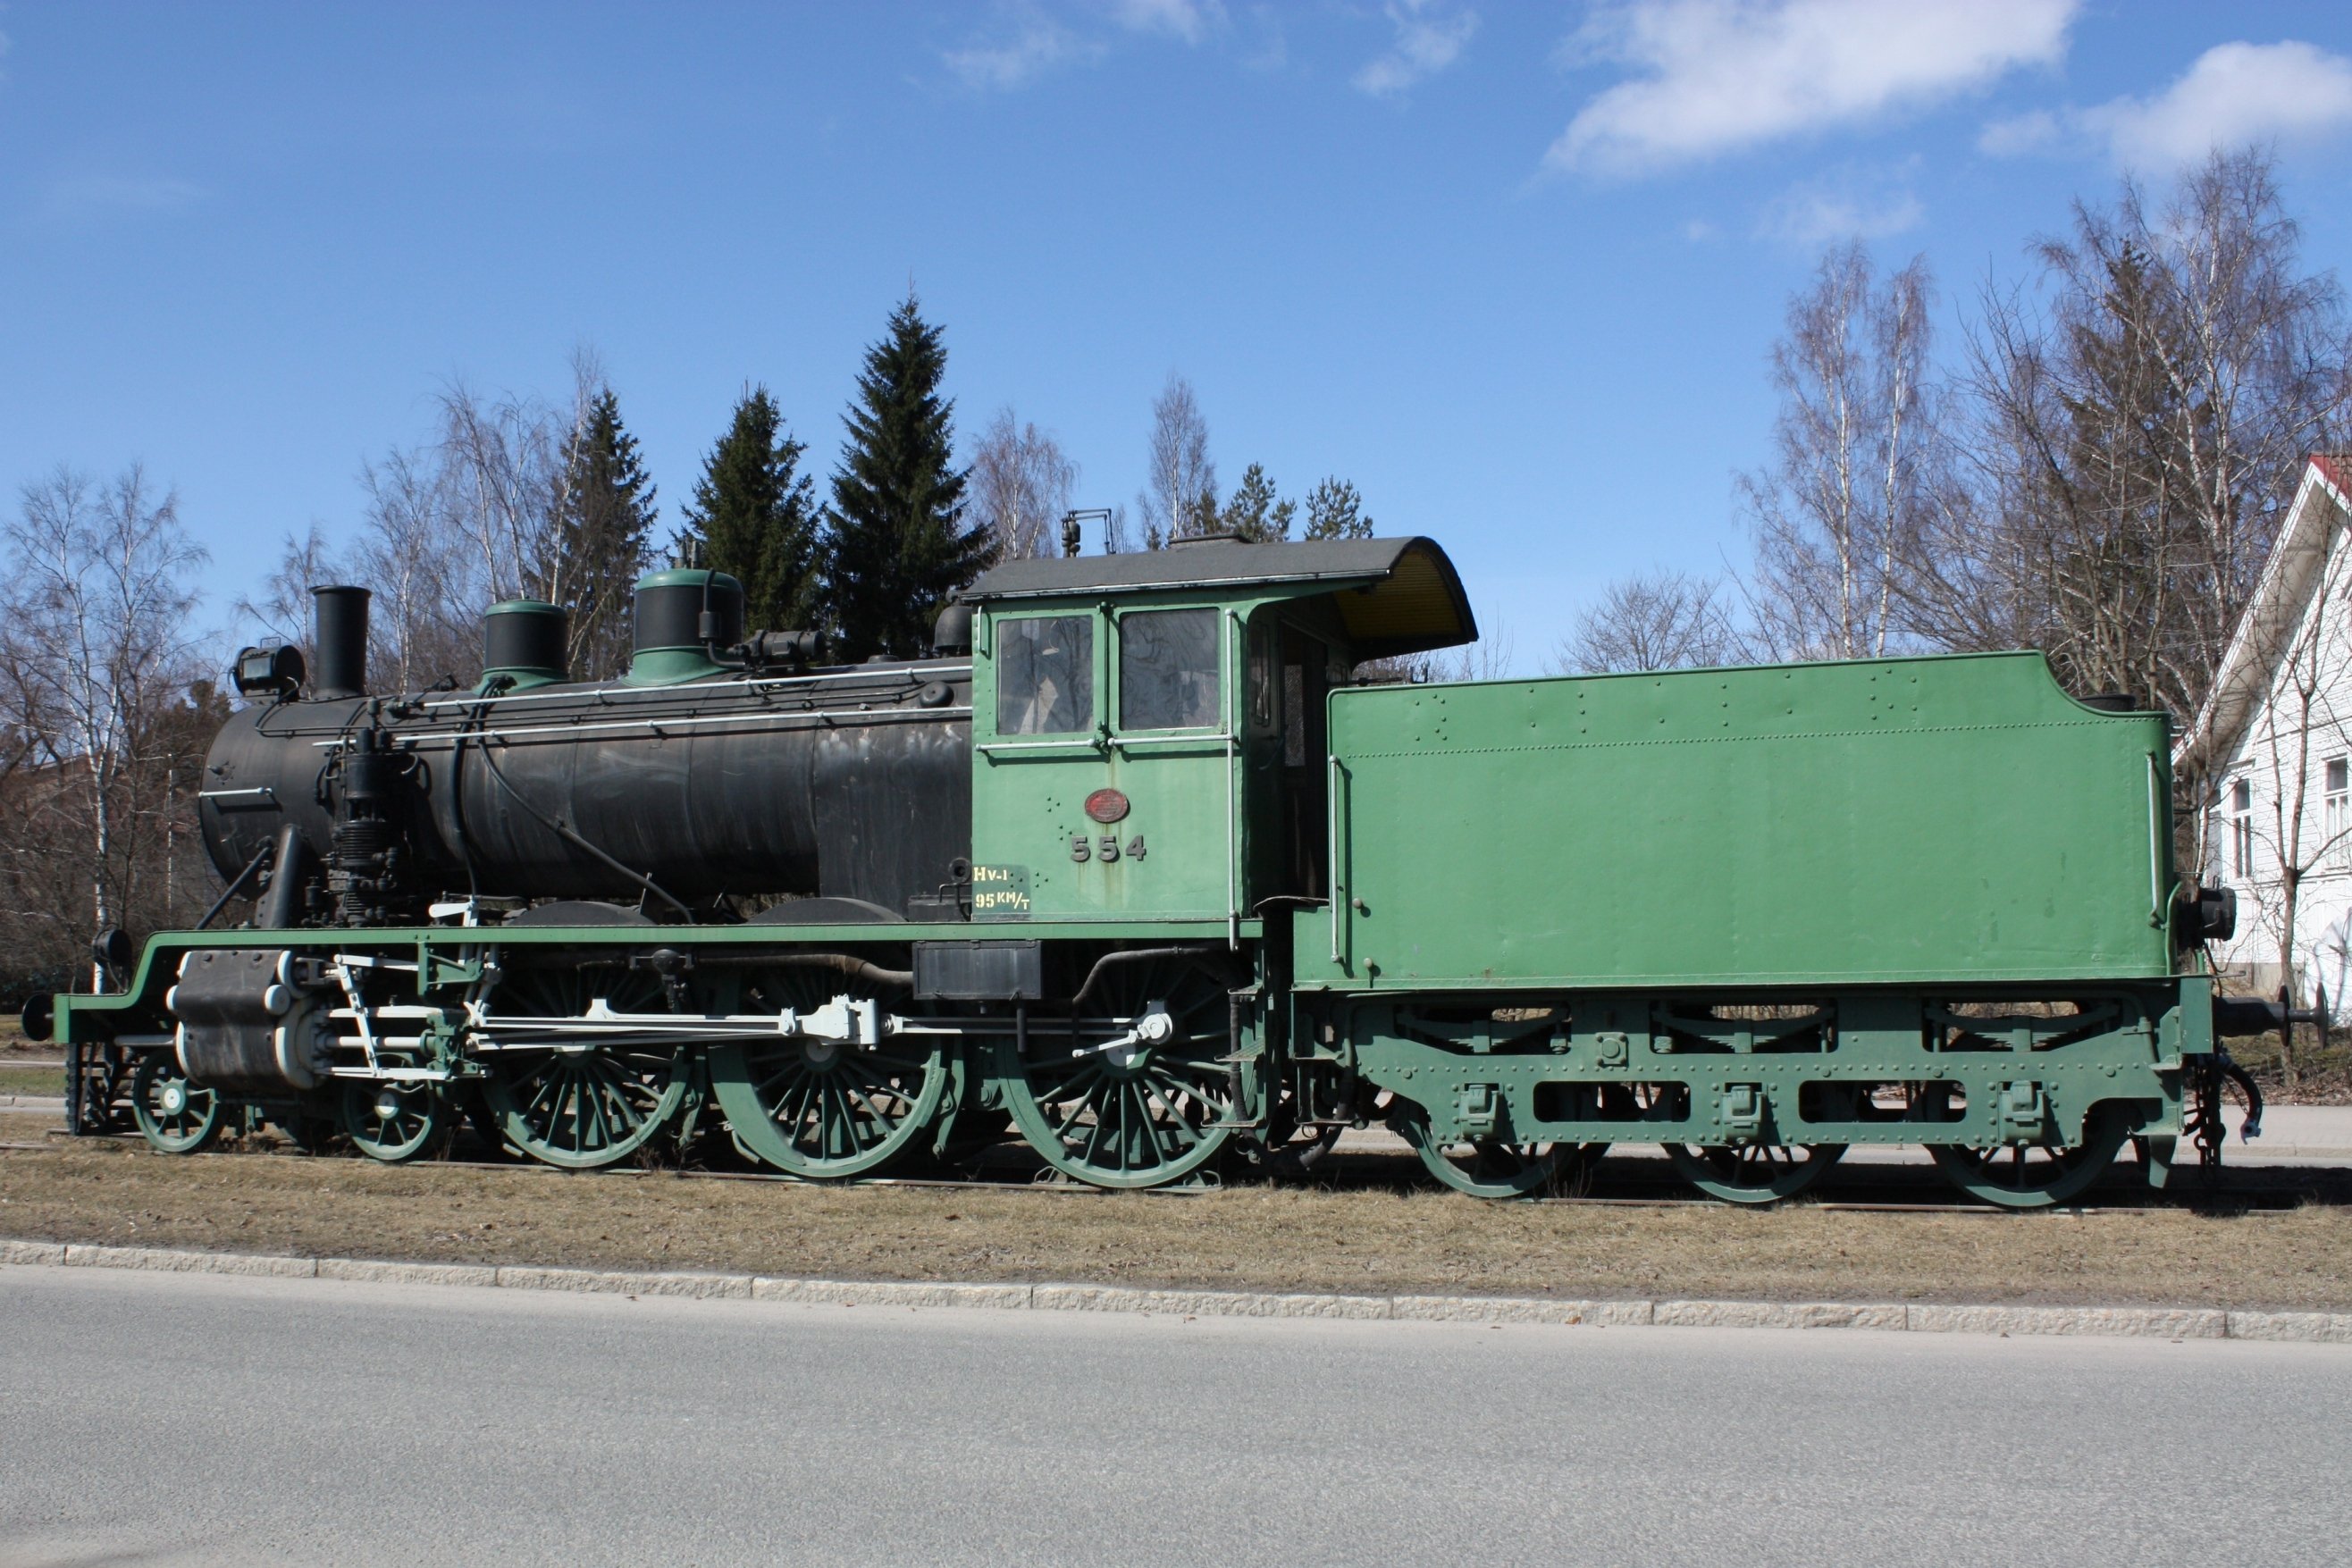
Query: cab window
1120,608,1220,730
996,615,1094,734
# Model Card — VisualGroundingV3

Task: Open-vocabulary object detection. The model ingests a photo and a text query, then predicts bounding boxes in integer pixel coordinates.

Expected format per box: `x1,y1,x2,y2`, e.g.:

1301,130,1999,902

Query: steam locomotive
32,536,2265,1203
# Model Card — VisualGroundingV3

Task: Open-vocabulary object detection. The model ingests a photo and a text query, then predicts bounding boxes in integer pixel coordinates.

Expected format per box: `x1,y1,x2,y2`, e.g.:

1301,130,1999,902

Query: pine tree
824,294,989,659
1220,462,1295,541
1303,477,1373,541
549,388,658,678
679,387,821,631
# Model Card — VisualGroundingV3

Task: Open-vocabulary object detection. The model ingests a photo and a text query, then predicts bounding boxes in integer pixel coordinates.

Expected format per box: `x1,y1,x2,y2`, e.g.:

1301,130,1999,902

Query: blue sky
5,1,2351,669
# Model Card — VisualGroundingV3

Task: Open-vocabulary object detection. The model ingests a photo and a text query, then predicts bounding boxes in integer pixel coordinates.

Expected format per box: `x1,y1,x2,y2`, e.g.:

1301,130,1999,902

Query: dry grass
0,1066,62,1097
4,1136,2351,1312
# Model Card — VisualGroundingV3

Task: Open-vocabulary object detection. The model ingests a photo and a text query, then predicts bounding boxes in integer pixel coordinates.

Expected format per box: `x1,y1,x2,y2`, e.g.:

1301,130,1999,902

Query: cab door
1092,602,1236,923
1240,610,1337,904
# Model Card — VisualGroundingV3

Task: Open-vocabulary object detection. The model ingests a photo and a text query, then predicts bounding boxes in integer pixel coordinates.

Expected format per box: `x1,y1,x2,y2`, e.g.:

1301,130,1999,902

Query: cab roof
962,535,1478,659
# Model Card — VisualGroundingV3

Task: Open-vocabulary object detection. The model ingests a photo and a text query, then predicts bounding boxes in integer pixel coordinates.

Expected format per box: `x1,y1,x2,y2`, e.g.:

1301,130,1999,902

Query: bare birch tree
3,466,209,987
1739,244,1935,662
968,407,1079,561
233,521,344,658
1551,569,1738,674
1935,151,2351,717
438,377,565,610
352,446,480,689
1140,374,1215,549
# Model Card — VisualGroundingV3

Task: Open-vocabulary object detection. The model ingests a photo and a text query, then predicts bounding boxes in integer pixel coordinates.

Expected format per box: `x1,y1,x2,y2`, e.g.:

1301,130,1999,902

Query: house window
2230,777,2255,880
2329,759,2349,870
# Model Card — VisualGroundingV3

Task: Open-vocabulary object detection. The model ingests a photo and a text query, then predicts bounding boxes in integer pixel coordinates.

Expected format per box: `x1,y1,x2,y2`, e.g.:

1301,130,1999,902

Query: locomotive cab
961,536,1477,935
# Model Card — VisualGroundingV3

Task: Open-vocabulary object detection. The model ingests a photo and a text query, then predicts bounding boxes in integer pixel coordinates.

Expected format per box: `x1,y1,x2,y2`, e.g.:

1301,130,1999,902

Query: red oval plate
1085,787,1130,824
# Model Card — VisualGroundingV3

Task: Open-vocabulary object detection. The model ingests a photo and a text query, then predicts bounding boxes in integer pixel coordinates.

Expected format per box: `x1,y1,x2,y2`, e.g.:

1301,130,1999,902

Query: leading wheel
1665,1141,1844,1204
997,952,1239,1188
480,963,688,1169
707,968,948,1180
340,1080,452,1163
131,1052,222,1154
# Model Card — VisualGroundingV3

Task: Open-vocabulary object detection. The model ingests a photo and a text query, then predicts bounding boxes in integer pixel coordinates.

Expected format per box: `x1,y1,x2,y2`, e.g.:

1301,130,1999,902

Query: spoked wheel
1394,1109,1593,1199
479,963,687,1170
997,951,1239,1188
1665,1141,1844,1204
707,968,948,1180
131,1052,222,1154
1927,1098,2131,1208
340,1080,453,1163
1919,1086,2145,1212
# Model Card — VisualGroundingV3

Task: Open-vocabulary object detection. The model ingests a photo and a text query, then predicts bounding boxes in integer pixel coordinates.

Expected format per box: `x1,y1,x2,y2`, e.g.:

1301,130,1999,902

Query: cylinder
311,586,372,700
483,600,568,689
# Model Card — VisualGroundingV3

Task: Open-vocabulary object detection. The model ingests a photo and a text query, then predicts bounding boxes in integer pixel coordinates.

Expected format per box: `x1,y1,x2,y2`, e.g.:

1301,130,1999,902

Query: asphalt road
4,1267,2348,1568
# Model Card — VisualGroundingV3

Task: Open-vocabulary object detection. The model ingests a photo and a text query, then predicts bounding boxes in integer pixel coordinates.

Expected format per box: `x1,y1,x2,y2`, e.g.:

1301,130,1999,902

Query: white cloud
945,6,1104,90
1354,2,1479,99
1550,0,2077,176
39,174,205,221
1108,0,1225,45
1977,107,2060,157
1757,165,1925,245
1983,40,2352,168
945,0,1223,91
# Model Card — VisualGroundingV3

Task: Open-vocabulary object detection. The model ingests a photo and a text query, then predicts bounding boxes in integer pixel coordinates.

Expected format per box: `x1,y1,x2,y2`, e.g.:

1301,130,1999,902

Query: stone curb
6,1238,2351,1345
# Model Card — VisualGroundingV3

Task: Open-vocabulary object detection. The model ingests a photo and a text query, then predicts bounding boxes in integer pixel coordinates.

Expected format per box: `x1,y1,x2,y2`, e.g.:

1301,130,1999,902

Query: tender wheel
997,952,1239,1188
1928,1106,2130,1208
1665,1141,1844,1204
707,969,948,1179
1400,1126,1585,1198
131,1052,222,1154
340,1080,452,1162
1390,1094,1602,1198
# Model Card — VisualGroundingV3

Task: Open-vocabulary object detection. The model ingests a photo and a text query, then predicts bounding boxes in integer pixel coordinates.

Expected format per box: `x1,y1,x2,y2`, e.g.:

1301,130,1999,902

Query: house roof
963,535,1479,658
2176,455,2352,772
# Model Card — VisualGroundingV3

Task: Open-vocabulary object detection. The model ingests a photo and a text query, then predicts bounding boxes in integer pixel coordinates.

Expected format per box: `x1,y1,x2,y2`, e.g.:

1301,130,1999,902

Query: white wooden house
2177,454,2352,1011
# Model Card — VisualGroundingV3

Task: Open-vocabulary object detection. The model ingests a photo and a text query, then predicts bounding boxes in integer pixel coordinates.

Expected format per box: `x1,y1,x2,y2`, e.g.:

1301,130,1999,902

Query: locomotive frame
33,535,2259,1205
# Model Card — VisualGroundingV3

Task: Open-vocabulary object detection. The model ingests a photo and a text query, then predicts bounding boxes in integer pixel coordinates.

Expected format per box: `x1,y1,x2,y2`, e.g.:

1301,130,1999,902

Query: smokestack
311,585,372,700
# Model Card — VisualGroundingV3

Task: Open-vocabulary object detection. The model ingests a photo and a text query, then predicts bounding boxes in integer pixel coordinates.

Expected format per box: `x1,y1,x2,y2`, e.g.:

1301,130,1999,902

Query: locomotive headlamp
231,642,305,699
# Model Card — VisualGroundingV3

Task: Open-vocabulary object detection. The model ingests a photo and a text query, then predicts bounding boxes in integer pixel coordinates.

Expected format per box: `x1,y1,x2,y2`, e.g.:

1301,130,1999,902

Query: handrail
973,735,1105,755
1328,752,1346,965
1226,608,1240,950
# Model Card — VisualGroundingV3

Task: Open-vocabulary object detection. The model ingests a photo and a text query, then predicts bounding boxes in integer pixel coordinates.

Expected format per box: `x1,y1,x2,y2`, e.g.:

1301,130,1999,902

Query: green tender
1307,650,2177,990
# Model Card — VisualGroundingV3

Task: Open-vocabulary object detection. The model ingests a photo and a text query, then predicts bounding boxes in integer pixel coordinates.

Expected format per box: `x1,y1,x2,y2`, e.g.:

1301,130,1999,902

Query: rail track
13,1115,2338,1214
